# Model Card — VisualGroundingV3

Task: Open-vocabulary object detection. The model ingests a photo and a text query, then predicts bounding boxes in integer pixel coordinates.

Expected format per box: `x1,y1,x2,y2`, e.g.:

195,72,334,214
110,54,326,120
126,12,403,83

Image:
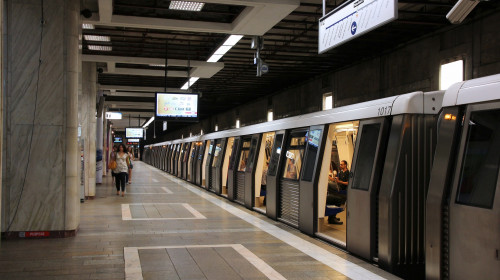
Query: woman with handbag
127,146,134,184
109,145,118,184
115,144,130,197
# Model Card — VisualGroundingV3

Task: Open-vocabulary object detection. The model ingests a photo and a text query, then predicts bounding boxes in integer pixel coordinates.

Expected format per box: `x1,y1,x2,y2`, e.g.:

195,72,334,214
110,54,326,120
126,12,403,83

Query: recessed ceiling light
149,64,165,67
84,35,110,42
82,23,94,29
88,45,112,51
169,1,205,12
181,77,200,90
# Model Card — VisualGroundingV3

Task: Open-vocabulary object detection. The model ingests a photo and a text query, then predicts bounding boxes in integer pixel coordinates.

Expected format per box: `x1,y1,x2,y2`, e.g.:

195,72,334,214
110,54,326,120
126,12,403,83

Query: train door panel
202,140,212,188
278,129,308,228
183,143,191,180
227,138,241,201
254,133,275,213
205,141,215,191
196,142,206,186
244,134,262,208
178,143,184,177
222,138,235,196
299,126,327,235
267,131,287,220
235,137,251,205
347,118,389,261
214,139,227,195
448,103,500,280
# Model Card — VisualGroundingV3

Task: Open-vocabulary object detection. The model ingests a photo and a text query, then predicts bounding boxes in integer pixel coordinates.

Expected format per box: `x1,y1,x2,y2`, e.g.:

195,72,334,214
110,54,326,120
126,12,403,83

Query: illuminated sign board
106,112,122,119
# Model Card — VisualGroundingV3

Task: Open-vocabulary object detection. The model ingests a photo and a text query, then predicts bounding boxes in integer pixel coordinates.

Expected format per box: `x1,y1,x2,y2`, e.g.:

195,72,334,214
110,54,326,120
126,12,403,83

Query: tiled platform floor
0,161,400,280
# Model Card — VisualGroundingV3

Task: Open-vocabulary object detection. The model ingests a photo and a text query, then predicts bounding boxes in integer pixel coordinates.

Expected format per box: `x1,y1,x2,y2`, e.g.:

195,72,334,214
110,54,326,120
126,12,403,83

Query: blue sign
351,22,357,35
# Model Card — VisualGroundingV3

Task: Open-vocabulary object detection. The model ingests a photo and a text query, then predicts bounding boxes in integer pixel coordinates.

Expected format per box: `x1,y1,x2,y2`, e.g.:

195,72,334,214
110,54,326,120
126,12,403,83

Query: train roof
148,90,444,147
443,73,500,107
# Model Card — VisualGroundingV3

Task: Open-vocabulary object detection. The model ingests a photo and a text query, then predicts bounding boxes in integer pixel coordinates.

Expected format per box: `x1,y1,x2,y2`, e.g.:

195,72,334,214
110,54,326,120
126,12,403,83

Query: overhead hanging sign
318,0,398,54
105,112,122,119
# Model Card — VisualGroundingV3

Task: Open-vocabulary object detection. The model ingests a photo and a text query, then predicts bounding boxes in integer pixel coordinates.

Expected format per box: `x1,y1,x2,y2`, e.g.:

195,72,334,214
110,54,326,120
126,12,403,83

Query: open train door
244,134,262,209
227,137,241,201
347,118,389,261
266,130,287,220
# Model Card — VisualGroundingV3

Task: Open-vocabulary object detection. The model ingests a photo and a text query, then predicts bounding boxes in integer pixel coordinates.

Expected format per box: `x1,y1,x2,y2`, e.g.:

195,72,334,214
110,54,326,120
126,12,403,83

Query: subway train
142,74,500,280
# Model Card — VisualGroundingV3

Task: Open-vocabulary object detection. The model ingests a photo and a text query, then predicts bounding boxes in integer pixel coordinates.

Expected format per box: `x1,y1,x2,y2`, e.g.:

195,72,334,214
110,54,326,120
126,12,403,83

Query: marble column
96,111,103,184
2,0,80,235
0,0,4,239
81,62,96,197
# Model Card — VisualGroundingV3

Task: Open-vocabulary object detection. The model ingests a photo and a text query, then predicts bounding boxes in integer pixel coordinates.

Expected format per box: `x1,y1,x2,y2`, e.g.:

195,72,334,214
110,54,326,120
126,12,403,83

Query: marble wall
2,0,80,232
81,62,96,197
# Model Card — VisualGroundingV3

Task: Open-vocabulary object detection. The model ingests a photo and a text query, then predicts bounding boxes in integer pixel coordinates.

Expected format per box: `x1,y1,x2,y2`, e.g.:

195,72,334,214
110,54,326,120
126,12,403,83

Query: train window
351,123,381,190
282,132,307,180
268,134,284,176
456,109,500,209
246,138,259,171
212,143,222,167
229,139,240,170
238,140,251,171
302,129,322,182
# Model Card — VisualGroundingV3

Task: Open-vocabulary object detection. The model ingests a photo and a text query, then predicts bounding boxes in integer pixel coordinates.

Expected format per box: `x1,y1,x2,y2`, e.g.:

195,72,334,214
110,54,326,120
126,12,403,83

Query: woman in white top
115,144,130,196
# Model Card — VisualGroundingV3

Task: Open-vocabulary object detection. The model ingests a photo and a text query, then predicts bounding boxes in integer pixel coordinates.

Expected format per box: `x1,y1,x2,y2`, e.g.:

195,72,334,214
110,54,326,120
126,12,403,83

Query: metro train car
142,74,500,280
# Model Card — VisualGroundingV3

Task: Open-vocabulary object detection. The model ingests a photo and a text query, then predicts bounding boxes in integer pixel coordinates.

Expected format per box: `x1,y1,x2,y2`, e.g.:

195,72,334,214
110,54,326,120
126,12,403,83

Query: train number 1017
378,106,392,116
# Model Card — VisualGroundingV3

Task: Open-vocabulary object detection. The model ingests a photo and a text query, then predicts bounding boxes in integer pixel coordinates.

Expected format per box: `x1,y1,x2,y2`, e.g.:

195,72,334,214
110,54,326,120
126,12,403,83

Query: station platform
0,162,400,280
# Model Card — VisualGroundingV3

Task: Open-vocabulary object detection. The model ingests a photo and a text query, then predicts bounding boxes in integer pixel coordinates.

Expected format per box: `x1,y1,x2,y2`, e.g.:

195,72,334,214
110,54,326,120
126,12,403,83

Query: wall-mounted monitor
127,138,140,143
126,128,144,138
155,92,198,122
113,137,122,143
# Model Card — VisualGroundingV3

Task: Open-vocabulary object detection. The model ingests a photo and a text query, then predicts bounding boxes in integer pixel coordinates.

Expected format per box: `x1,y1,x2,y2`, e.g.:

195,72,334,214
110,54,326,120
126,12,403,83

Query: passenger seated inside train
284,158,298,179
326,160,349,225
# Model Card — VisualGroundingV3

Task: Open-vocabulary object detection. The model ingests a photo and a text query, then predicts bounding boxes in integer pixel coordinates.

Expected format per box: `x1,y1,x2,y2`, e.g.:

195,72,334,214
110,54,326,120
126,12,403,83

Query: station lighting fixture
200,129,204,135
236,119,240,128
143,116,155,128
446,0,480,24
169,1,205,11
215,124,218,131
207,35,243,63
149,64,165,67
84,35,110,42
181,77,199,90
267,110,273,122
82,23,94,29
88,45,112,51
440,60,463,90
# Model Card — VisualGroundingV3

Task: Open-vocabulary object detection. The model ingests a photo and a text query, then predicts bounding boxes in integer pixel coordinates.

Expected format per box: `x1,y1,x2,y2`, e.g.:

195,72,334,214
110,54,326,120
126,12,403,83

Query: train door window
351,123,381,190
456,109,500,209
255,132,275,210
238,140,251,171
212,141,222,167
222,137,234,194
302,129,322,182
268,134,284,176
246,138,259,171
282,132,307,180
229,139,240,170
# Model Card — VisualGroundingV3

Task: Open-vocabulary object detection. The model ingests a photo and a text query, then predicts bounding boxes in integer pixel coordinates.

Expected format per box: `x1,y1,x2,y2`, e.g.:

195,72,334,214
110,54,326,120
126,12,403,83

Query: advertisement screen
155,92,198,122
113,137,122,143
127,138,140,143
126,128,143,138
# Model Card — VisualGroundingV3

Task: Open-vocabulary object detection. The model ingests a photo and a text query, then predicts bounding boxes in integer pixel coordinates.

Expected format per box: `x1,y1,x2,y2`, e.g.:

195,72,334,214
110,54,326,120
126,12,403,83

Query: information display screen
155,92,198,122
114,137,122,143
126,128,144,138
127,138,140,143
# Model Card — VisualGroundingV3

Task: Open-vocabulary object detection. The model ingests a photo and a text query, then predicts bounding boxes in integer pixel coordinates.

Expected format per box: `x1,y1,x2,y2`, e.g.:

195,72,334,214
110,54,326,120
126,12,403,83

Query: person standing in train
261,161,269,206
115,144,130,197
334,160,349,190
127,146,134,184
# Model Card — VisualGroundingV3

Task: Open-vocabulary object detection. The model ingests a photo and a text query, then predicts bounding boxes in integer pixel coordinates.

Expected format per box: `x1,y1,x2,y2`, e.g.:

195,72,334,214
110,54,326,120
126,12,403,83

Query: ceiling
80,0,497,132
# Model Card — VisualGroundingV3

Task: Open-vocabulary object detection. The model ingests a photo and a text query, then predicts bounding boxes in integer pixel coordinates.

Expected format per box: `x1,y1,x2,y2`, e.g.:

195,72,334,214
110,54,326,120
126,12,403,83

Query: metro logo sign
19,231,50,238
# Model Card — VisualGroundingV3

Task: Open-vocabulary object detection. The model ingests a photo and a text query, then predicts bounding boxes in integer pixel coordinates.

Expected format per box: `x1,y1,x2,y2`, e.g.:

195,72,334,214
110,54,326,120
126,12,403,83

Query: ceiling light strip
169,1,205,12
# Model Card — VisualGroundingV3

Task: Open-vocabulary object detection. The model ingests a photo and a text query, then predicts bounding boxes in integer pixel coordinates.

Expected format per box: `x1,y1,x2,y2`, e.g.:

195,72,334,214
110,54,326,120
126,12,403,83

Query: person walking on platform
115,144,130,197
127,146,134,184
109,145,118,184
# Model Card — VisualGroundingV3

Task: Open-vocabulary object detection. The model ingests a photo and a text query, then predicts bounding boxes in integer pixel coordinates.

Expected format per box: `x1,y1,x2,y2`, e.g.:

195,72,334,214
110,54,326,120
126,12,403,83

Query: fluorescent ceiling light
84,35,110,42
169,1,205,12
214,45,232,56
446,0,479,24
143,116,155,128
207,54,223,63
149,64,165,67
206,35,243,63
82,23,94,29
223,35,243,46
88,45,112,51
181,77,200,90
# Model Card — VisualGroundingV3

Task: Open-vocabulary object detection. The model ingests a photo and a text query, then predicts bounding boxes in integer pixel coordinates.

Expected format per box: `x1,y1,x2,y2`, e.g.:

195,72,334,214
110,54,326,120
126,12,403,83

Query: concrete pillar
96,111,103,184
0,0,4,240
2,0,80,236
82,62,96,197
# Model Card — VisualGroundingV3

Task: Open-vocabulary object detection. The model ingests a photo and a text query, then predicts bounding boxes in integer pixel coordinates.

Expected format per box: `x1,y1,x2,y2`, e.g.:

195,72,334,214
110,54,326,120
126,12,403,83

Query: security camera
80,9,92,19
97,68,104,74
